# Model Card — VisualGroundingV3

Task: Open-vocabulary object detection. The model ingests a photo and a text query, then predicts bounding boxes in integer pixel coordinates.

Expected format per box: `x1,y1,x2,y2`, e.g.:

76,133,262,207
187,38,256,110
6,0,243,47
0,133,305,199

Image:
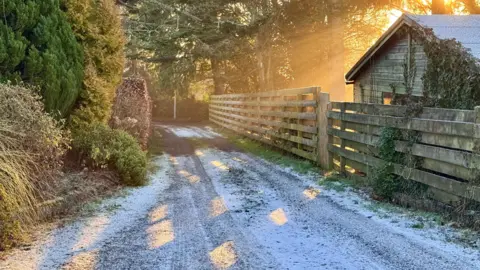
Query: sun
386,9,403,29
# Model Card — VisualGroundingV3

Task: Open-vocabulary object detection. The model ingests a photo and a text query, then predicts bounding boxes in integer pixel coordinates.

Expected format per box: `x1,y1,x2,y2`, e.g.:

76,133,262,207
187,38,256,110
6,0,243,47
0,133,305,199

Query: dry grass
0,84,69,250
0,122,38,250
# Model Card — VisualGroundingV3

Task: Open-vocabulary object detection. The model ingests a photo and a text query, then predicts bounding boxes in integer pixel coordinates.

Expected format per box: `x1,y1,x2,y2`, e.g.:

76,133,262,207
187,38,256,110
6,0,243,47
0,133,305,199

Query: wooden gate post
316,88,331,169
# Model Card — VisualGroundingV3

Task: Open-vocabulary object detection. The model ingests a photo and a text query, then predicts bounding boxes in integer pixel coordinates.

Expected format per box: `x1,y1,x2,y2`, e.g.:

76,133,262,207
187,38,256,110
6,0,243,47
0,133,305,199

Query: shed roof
345,14,480,82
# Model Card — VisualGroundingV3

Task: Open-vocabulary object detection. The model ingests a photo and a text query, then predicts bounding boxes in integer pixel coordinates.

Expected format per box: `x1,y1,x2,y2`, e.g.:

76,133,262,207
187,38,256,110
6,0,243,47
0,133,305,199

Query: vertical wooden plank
297,94,303,150
256,96,261,137
474,106,480,154
327,103,334,170
339,102,346,174
316,88,331,169
281,95,287,137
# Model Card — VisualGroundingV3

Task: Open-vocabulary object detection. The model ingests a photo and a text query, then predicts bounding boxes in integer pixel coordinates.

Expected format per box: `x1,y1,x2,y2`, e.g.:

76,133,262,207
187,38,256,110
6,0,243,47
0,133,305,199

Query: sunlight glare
303,188,321,200
150,205,168,223
147,220,175,249
232,157,246,163
211,160,229,171
269,208,288,226
178,170,201,183
170,156,179,166
387,9,402,29
73,216,110,251
210,197,228,218
62,249,99,270
209,241,238,270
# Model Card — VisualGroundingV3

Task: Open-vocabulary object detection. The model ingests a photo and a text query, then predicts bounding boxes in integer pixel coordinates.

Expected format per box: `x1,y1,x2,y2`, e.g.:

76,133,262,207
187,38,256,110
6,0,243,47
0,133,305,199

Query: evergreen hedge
0,0,84,117
65,0,125,127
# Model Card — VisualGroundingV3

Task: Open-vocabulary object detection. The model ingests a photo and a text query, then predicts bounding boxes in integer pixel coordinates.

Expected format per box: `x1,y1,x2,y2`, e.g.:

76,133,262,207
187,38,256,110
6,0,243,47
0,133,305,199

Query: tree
431,0,447,14
124,0,412,100
126,0,268,95
0,0,84,117
64,0,126,127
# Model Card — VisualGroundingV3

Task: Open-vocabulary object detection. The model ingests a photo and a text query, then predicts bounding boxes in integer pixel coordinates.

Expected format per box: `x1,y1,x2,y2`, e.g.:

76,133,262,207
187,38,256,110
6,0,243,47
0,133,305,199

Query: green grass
320,180,347,192
411,222,425,229
318,171,363,192
224,132,320,174
365,200,446,225
366,201,403,214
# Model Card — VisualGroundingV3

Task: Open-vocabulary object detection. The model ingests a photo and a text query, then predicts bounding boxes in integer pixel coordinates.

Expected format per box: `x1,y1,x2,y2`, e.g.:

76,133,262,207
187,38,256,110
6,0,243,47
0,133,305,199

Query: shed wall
353,30,427,103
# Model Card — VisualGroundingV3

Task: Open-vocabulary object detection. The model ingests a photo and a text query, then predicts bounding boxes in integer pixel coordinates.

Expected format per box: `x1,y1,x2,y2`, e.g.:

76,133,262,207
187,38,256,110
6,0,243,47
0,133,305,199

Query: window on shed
383,92,392,105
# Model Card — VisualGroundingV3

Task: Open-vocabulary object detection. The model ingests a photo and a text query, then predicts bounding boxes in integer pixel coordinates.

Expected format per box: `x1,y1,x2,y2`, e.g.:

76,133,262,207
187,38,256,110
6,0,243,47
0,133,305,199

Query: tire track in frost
203,147,479,270
162,125,280,270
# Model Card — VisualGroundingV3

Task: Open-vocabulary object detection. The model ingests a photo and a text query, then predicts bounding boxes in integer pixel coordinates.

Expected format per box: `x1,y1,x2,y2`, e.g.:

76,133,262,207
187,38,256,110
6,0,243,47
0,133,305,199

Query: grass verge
220,129,320,175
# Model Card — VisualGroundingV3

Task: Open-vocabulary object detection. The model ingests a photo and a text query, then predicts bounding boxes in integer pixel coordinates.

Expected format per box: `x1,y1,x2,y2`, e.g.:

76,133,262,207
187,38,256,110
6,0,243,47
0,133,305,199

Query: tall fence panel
327,102,480,203
210,87,329,164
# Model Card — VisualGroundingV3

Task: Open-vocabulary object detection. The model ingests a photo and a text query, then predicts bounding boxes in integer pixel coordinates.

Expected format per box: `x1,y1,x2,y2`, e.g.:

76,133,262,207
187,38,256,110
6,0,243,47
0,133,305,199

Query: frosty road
2,124,480,270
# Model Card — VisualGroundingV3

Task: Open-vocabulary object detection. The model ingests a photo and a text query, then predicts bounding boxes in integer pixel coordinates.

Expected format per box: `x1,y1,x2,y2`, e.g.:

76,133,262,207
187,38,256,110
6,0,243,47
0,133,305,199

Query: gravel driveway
2,124,480,270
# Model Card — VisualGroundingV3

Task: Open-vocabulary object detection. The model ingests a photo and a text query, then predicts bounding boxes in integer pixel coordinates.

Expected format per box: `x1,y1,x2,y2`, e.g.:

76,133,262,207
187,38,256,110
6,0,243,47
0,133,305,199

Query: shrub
0,84,69,250
72,123,147,186
110,78,152,148
0,0,84,117
65,0,125,127
0,84,70,181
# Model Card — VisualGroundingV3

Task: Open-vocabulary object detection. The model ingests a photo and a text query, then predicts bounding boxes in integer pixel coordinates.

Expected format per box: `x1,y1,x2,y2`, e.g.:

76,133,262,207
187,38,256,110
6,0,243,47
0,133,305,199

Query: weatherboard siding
353,31,427,103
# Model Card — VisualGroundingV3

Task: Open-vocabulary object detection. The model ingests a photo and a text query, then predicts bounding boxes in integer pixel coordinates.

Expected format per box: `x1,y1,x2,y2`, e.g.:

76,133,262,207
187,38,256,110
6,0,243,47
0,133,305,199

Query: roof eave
345,14,417,82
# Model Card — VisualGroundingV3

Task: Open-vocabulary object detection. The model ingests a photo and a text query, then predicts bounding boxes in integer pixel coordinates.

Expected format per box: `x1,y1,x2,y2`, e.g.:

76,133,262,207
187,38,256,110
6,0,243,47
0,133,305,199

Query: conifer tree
0,0,84,117
65,0,125,127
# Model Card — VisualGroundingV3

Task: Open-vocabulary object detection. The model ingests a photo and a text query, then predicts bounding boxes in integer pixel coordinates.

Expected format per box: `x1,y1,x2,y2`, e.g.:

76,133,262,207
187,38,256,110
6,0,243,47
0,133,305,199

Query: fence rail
209,90,480,205
327,102,480,203
209,87,329,163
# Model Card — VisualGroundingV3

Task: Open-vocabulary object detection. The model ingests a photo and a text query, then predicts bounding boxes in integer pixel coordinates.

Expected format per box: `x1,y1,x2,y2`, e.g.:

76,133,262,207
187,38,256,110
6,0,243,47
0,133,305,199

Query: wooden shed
345,13,480,104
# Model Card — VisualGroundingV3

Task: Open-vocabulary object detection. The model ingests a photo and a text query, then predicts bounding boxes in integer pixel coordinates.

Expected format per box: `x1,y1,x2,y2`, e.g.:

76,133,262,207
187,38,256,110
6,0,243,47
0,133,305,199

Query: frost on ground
0,156,171,270
159,125,221,139
1,124,480,270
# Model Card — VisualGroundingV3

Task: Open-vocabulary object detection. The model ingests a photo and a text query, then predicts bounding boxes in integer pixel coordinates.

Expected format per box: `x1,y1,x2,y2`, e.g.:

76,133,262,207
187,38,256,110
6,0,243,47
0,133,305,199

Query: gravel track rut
1,124,480,270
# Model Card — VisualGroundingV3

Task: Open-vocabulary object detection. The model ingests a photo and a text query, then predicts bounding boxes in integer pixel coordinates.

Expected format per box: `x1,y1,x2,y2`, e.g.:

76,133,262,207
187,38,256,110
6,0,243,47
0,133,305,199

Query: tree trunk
432,0,447,14
211,58,225,95
266,46,274,91
328,0,345,101
255,28,268,92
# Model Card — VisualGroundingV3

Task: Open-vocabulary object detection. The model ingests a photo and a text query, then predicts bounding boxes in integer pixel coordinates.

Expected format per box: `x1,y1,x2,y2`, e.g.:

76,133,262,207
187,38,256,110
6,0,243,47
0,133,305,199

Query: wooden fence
210,90,480,204
327,102,480,203
209,87,329,165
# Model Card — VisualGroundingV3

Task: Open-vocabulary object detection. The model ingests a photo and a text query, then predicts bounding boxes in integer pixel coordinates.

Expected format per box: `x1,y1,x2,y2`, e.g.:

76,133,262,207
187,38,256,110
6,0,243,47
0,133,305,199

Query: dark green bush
72,124,147,186
0,0,84,117
370,127,402,200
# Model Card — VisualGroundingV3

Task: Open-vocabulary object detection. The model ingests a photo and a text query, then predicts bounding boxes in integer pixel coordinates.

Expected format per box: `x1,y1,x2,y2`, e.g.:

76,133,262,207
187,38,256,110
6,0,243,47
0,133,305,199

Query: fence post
339,102,346,174
475,106,480,153
297,94,303,150
316,87,331,169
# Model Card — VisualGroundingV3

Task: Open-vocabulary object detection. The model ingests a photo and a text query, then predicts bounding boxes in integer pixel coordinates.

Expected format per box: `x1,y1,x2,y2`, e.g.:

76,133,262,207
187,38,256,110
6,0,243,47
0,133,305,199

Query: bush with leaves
370,127,402,199
64,0,125,127
0,0,84,117
72,124,147,186
407,26,480,110
0,84,70,250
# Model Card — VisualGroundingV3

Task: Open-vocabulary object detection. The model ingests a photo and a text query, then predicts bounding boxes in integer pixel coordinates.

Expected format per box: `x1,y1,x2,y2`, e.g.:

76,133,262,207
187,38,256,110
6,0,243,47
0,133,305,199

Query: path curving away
1,124,480,270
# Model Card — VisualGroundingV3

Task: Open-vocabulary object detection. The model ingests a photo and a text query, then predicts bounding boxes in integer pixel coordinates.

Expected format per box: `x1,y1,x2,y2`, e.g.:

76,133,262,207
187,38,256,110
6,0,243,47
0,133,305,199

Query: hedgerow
0,0,84,117
65,0,125,127
72,123,148,186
